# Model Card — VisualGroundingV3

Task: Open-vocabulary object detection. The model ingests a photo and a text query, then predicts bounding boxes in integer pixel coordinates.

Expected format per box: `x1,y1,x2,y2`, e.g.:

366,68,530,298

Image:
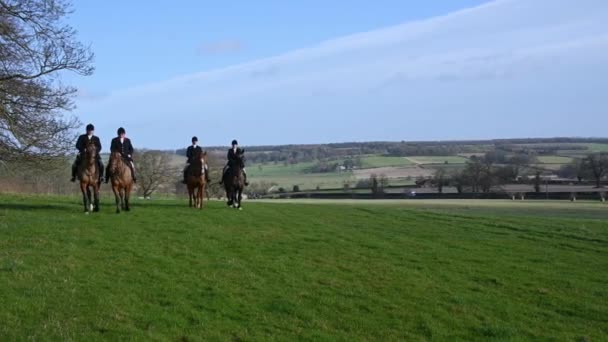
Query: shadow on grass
0,202,75,212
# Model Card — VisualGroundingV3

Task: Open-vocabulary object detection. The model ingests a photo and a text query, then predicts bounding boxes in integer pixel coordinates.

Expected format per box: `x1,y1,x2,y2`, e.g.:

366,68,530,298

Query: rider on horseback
105,127,137,183
182,136,209,184
220,139,248,186
71,123,104,183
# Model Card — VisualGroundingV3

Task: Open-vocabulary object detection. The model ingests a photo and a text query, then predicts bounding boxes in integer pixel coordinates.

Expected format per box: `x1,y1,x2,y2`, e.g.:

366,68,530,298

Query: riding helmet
117,127,126,135
231,139,238,146
192,136,198,142
86,124,95,132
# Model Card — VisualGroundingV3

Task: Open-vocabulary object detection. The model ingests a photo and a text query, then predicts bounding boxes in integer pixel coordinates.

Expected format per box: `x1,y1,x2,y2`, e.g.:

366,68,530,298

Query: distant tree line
176,138,608,166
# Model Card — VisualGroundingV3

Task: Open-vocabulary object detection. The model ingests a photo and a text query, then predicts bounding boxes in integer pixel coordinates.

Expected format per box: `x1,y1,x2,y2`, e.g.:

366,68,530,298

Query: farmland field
1,194,607,340
581,143,608,153
359,156,413,168
247,162,352,190
248,162,317,177
405,156,469,165
536,156,574,164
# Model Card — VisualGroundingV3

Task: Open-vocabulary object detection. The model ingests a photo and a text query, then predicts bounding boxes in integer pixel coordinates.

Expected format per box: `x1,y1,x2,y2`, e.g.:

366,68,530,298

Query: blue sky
68,0,608,149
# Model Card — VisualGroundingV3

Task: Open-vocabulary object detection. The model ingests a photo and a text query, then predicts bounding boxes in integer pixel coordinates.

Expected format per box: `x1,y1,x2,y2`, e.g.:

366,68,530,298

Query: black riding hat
192,136,198,142
232,139,238,146
117,127,126,135
86,124,95,132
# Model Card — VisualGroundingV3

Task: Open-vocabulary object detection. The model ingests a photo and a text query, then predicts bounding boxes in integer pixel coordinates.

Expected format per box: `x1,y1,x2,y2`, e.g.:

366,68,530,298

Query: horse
78,141,100,214
223,150,246,210
186,150,207,209
108,151,134,214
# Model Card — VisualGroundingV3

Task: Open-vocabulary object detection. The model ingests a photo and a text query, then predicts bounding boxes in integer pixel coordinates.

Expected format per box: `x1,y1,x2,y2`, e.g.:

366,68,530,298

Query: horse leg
119,188,125,210
113,186,121,214
188,185,193,208
225,187,233,206
198,185,203,209
227,191,233,207
201,184,206,209
86,187,93,213
194,187,199,209
237,188,243,210
80,183,88,213
124,186,131,212
93,185,100,212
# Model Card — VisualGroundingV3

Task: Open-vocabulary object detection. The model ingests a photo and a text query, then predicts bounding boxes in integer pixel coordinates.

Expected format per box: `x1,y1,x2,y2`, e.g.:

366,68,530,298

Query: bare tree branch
0,0,93,163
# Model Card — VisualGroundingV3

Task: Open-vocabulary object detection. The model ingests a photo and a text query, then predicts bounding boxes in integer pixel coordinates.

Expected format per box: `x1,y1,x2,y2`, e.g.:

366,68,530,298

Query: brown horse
78,141,100,214
186,150,207,209
109,151,134,213
223,149,246,210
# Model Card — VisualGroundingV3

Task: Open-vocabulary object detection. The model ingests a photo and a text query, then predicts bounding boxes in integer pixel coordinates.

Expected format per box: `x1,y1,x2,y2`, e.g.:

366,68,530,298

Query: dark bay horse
186,150,207,209
109,151,134,214
78,141,100,214
223,150,246,209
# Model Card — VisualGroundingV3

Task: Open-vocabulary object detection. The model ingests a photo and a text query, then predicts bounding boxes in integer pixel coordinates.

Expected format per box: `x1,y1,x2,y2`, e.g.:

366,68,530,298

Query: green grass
1,194,607,340
248,162,353,190
248,162,317,177
359,156,413,168
583,143,608,153
406,156,469,164
536,156,574,164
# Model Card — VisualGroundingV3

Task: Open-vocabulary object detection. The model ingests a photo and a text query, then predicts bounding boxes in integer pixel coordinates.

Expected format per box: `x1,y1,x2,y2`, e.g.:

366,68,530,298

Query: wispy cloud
78,0,608,148
76,88,108,102
197,39,244,55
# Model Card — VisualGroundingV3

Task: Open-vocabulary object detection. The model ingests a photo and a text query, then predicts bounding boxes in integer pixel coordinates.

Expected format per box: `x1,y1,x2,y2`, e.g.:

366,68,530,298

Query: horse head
84,141,97,164
234,148,245,164
191,150,208,177
109,151,123,171
195,149,207,161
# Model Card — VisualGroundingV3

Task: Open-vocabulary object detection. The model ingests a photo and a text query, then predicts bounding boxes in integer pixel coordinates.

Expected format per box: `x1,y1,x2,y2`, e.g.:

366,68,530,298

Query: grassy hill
1,194,607,340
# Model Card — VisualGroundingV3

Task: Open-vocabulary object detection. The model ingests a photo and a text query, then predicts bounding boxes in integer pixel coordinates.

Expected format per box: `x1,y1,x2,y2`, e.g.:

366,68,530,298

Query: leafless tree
583,153,608,188
0,0,94,163
137,150,178,198
434,167,448,193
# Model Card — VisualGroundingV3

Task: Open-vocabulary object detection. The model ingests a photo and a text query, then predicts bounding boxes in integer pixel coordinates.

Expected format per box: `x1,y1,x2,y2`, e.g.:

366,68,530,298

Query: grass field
1,194,607,340
582,143,608,153
359,156,413,168
406,156,469,165
247,162,353,190
248,162,316,177
536,156,574,164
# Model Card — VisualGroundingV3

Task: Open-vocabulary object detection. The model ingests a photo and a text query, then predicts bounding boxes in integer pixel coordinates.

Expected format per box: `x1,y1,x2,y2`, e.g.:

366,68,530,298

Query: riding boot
182,167,188,184
70,156,79,182
71,163,77,182
130,164,137,183
219,165,228,184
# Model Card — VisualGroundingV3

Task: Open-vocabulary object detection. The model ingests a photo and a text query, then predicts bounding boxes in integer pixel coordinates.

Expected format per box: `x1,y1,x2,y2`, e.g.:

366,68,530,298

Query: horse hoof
238,207,243,211
85,212,90,215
